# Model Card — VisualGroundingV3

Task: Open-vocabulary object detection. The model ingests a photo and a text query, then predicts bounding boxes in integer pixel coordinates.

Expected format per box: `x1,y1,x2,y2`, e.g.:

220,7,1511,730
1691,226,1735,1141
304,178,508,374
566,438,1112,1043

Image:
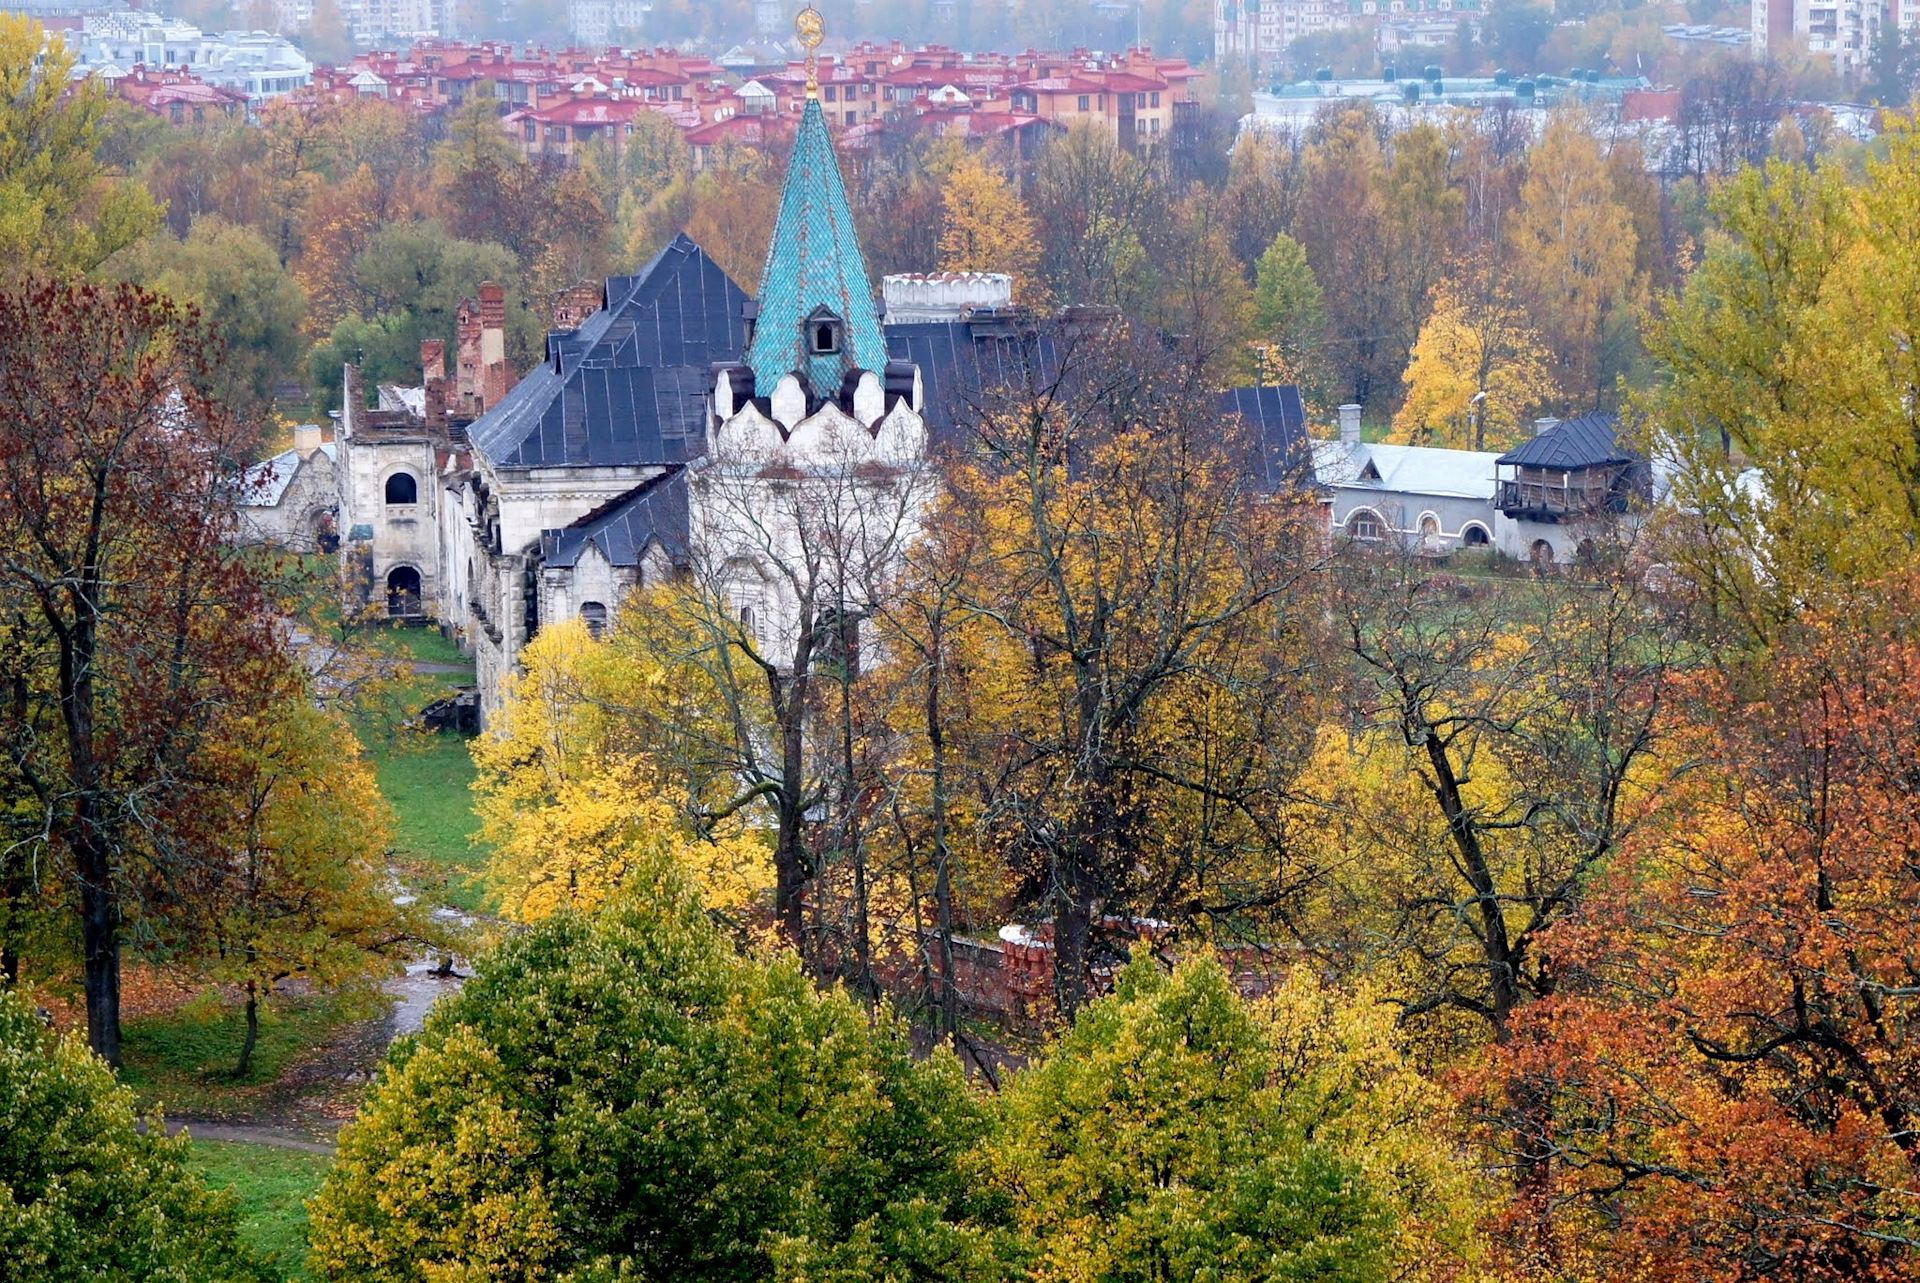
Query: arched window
1530,539,1555,569
811,319,841,354
1345,509,1384,541
1419,514,1441,553
386,565,423,617
384,471,418,505
580,601,607,640
1461,523,1491,547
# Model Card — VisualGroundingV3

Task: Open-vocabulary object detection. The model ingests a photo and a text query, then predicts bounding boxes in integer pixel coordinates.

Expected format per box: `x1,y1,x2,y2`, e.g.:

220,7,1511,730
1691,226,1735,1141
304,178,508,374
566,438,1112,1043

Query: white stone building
235,425,339,552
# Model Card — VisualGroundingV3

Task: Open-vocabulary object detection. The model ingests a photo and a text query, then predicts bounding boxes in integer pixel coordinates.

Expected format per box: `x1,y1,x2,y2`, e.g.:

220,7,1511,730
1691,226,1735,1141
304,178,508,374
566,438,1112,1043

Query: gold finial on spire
796,5,825,99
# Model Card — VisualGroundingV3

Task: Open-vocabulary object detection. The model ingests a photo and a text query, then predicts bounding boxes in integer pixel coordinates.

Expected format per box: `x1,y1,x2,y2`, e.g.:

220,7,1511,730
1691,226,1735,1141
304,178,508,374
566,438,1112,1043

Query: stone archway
387,565,423,617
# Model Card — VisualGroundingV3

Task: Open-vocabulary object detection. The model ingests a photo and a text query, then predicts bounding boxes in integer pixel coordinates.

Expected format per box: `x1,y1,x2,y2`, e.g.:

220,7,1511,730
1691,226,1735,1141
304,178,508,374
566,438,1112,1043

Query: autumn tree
307,868,1001,1282
1391,272,1558,451
0,990,276,1281
1145,188,1256,382
523,164,614,320
848,128,956,281
472,619,772,925
430,87,546,259
1487,573,1920,1277
0,281,279,1064
1219,126,1305,273
933,323,1323,1016
1507,111,1641,410
0,16,160,278
937,150,1043,304
1304,545,1680,1050
993,957,1481,1281
295,163,384,339
622,147,781,292
1293,106,1396,407
1641,127,1920,645
177,696,431,1078
1029,124,1159,311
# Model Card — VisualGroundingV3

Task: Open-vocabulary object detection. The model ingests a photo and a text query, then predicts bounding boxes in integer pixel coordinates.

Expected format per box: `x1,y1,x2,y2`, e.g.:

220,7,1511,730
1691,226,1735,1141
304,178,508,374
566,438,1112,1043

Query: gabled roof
1495,412,1634,469
542,469,688,569
745,96,888,397
467,235,750,470
1311,440,1499,500
238,442,336,507
1222,385,1313,492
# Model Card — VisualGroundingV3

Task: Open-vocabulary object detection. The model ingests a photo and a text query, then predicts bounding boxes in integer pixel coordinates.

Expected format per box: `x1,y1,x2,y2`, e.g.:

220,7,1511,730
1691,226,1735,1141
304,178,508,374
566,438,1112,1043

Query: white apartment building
77,14,313,97
1751,0,1896,74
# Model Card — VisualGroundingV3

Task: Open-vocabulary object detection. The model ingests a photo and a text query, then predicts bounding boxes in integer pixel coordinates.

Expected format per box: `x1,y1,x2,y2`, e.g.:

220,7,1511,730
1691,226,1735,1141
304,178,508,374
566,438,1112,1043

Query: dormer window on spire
808,306,843,355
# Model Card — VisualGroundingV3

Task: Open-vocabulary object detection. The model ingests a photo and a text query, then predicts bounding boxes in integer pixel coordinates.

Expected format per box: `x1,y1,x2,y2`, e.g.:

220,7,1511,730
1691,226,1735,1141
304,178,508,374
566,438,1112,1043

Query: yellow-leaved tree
1390,273,1559,451
1640,121,1920,645
937,150,1043,304
0,16,160,278
1507,110,1642,410
473,618,772,924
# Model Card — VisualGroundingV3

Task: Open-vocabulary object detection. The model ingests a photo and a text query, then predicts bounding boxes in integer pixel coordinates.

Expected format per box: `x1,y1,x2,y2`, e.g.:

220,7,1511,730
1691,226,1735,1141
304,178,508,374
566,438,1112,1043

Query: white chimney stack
293,423,323,457
1534,416,1560,438
1338,404,1362,445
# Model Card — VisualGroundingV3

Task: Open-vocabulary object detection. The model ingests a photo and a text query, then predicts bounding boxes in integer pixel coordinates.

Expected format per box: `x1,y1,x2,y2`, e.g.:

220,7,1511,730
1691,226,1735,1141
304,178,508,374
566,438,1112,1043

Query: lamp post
1468,388,1488,451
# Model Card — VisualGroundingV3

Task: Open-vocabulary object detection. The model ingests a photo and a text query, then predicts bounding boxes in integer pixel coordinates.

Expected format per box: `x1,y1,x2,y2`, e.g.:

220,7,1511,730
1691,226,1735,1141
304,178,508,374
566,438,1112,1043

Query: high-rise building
1751,0,1889,72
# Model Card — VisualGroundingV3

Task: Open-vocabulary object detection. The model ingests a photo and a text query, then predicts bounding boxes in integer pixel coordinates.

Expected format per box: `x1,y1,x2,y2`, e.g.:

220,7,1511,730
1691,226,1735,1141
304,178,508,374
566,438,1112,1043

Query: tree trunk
927,653,959,1041
1051,846,1097,1022
770,669,812,959
235,981,260,1079
77,841,122,1066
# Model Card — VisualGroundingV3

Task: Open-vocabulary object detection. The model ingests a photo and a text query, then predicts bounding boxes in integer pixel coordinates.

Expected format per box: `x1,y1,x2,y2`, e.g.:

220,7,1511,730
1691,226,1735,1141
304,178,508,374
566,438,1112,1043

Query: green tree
991,957,1433,1282
117,217,309,417
0,17,160,278
1252,230,1330,398
0,990,276,1281
1641,128,1920,644
307,862,1002,1282
306,219,530,408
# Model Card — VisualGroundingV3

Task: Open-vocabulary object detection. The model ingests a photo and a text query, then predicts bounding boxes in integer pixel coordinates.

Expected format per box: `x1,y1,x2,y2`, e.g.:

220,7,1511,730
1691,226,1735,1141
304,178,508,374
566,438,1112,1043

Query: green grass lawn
120,988,381,1117
350,627,489,916
188,1139,330,1280
369,727,490,914
369,621,474,670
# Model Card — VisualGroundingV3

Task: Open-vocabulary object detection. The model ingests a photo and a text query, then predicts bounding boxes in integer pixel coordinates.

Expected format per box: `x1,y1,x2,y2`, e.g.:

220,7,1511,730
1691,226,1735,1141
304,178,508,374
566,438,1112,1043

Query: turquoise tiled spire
746,97,888,398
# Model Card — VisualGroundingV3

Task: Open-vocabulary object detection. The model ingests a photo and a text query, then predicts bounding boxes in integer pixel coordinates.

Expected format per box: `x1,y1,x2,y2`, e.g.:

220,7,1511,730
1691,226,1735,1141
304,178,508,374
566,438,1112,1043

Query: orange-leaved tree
1484,572,1920,1279
0,280,281,1064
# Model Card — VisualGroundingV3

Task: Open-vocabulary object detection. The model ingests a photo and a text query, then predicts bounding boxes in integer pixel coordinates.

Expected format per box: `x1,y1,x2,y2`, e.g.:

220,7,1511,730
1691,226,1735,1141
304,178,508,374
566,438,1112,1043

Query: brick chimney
421,338,446,384
476,281,517,412
342,362,366,433
455,296,482,417
1338,404,1362,445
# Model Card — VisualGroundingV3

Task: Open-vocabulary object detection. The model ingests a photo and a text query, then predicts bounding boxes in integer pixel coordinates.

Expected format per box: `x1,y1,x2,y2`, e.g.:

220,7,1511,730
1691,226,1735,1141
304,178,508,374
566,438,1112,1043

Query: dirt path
167,1119,338,1155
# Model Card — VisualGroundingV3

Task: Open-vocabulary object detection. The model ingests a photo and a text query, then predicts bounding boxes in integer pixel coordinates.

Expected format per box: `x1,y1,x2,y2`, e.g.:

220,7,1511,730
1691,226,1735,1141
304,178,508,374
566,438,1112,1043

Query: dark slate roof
468,235,750,470
541,469,689,570
1221,385,1314,492
884,319,1059,448
1495,412,1635,469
